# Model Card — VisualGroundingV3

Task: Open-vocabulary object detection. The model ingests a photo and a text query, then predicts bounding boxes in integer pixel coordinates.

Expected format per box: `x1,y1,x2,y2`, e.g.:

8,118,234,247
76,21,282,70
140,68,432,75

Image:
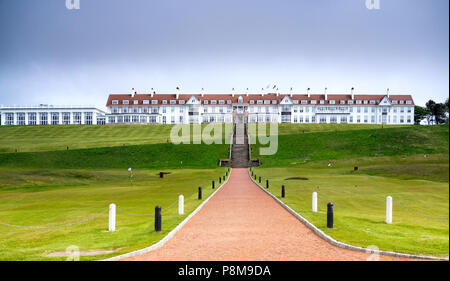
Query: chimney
307,88,311,98
324,87,328,100
386,88,390,98
201,88,205,97
176,86,181,99
151,88,154,98
289,87,293,97
276,88,280,97
231,88,235,97
261,87,265,97
131,87,137,97
245,88,249,96
351,87,355,100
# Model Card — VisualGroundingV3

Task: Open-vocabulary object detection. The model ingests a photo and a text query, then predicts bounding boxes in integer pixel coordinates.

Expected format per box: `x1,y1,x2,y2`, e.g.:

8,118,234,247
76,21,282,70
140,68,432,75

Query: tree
414,106,429,125
426,99,447,125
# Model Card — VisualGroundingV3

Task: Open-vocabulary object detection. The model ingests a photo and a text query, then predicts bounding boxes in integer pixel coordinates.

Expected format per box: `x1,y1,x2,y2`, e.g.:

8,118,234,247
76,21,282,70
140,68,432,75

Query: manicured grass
0,124,232,153
251,124,449,167
250,124,449,256
0,167,229,261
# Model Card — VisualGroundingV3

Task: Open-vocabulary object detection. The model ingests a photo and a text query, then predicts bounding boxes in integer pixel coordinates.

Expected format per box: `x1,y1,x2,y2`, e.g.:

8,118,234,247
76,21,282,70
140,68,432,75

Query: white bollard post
109,203,116,231
312,192,318,213
386,196,392,224
178,195,184,215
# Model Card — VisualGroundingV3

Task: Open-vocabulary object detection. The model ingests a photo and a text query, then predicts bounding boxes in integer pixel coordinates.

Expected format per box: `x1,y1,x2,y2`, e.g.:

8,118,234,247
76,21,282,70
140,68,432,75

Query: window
363,100,368,104
62,112,70,125
124,116,130,123
219,100,225,104
179,100,185,104
341,116,347,123
211,100,217,104
51,113,59,125
264,100,270,104
133,100,139,105
170,100,176,104
108,116,116,124
392,100,398,104
400,100,404,104
329,100,335,104
320,100,325,104
371,115,375,123
370,100,376,104
406,100,412,105
340,100,345,104
257,100,263,104
73,112,81,124
364,116,368,123
320,116,326,123
348,100,354,105
143,100,150,105
84,112,93,125
356,100,362,104
162,107,166,113
152,100,158,104
400,116,404,123
407,107,412,113
364,107,368,113
123,100,129,105
311,100,317,104
39,112,48,125
17,113,25,125
162,100,167,104
204,100,208,104
28,113,37,125
357,116,361,123
250,100,255,104
5,113,14,125
301,100,307,104
227,100,232,104
112,100,119,105
357,107,361,113
330,116,337,123
272,100,277,104
117,116,124,123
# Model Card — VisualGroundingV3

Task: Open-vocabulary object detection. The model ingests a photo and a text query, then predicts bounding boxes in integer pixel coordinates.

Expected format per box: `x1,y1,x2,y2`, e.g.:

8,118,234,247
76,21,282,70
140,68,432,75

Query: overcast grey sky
0,0,448,108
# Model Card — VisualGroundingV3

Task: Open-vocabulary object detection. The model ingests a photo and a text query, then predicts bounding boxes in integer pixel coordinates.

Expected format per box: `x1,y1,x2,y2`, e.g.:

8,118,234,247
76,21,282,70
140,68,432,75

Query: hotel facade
1,89,415,125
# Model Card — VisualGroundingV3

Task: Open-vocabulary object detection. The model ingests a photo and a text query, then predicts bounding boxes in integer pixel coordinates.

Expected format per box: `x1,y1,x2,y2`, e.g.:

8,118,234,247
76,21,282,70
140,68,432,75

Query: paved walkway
123,169,412,261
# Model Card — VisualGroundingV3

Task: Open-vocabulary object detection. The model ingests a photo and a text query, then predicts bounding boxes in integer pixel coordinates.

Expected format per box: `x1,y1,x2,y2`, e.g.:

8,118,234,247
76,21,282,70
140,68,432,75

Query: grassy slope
0,124,231,260
251,124,449,256
0,168,228,261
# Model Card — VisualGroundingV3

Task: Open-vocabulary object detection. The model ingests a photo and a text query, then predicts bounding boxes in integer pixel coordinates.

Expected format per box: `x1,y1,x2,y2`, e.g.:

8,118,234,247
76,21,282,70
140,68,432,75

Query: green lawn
0,124,231,260
251,124,449,256
0,167,228,260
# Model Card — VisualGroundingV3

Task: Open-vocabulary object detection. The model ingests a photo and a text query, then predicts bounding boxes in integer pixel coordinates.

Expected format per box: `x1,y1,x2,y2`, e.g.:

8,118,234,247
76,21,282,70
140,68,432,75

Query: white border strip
248,169,448,261
102,168,232,261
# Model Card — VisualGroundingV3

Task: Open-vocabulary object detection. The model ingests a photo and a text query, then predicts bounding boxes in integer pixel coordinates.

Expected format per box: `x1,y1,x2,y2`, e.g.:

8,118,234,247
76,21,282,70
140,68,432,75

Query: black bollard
198,187,202,200
219,177,221,184
327,202,334,228
251,171,254,176
259,176,261,183
223,175,225,181
212,180,215,189
266,179,269,189
254,174,256,180
155,205,162,232
281,185,285,198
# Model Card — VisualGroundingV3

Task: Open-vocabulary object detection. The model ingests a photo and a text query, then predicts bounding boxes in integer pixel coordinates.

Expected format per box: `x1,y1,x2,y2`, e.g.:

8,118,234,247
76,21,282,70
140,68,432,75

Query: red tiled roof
106,93,414,106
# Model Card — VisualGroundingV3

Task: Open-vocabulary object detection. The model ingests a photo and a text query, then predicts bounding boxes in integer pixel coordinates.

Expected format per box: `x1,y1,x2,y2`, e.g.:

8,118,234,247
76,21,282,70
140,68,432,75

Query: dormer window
152,100,158,104
133,100,139,105
238,96,243,104
400,100,404,104
311,100,317,104
162,100,167,104
348,100,354,105
170,100,176,104
250,100,255,104
143,100,149,105
219,100,225,104
211,100,217,104
356,100,362,104
329,100,335,104
264,100,270,104
272,100,277,104
392,100,398,104
406,100,412,105
227,100,232,104
123,100,129,105
179,100,185,104
363,100,368,104
320,100,325,104
369,100,376,104
301,100,307,104
112,100,119,105
257,100,263,104
340,100,345,104
204,100,208,104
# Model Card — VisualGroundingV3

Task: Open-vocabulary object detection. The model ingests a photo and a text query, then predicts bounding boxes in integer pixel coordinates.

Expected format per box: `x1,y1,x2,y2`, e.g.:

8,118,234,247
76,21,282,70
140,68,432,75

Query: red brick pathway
123,168,413,261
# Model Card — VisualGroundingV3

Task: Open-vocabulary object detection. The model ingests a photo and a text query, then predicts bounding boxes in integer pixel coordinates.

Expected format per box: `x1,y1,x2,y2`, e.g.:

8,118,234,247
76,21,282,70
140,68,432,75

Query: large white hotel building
1,88,414,125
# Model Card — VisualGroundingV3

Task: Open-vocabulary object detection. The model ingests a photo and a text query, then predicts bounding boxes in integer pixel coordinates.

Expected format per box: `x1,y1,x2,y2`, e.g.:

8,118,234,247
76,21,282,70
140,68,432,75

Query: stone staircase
220,123,260,168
